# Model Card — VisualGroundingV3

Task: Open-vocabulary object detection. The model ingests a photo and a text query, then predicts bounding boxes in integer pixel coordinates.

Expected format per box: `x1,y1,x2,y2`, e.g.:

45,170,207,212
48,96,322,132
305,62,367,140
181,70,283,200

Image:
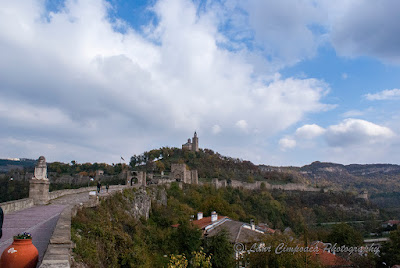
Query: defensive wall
0,198,35,214
125,163,199,187
210,178,319,192
0,187,101,214
40,185,126,268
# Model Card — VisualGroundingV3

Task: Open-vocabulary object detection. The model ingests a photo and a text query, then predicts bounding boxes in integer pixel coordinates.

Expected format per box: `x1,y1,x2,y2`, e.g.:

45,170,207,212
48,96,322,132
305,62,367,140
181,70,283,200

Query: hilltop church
182,132,199,152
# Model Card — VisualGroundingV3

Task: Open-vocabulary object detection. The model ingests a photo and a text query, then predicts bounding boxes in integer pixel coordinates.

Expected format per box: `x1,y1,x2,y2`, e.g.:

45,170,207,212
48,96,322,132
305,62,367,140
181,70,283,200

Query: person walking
106,184,109,193
97,181,101,194
0,206,4,239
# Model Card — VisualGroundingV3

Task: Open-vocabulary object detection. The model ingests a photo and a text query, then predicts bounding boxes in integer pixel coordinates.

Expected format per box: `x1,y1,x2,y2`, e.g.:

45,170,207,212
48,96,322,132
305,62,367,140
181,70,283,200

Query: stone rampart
48,187,97,200
0,198,35,214
39,185,127,268
270,183,319,191
211,178,318,192
0,185,125,215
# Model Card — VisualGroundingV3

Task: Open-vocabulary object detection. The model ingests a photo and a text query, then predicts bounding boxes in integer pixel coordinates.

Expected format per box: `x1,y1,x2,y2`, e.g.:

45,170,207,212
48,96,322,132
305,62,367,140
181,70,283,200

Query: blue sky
1,0,400,166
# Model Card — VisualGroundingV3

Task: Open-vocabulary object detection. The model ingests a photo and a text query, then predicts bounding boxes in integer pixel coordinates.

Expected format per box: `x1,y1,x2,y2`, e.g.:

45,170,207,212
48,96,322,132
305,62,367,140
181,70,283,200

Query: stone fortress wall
124,165,317,192
2,149,318,216
210,178,319,192
125,163,199,187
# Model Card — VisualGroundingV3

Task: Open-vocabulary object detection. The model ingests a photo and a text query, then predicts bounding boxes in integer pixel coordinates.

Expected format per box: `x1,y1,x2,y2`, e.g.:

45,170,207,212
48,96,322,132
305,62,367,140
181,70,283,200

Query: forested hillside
299,161,400,192
0,158,36,173
130,147,304,184
72,184,390,267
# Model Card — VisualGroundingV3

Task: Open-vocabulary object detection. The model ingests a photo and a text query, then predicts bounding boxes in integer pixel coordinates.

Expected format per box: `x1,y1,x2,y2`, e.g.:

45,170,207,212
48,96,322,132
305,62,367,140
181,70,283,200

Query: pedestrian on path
106,184,109,193
0,206,4,239
97,181,101,193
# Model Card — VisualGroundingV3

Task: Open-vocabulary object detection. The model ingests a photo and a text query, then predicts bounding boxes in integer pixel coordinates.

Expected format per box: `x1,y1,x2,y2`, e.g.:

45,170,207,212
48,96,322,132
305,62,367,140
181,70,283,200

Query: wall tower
192,131,199,152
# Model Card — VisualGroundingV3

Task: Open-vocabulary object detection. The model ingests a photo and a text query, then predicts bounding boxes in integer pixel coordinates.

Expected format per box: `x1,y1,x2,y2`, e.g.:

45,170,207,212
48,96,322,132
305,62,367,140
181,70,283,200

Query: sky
1,0,400,166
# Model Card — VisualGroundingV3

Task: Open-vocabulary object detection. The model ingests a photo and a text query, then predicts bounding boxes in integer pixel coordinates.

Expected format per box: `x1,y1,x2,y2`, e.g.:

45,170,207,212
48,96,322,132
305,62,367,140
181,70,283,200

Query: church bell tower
192,131,199,152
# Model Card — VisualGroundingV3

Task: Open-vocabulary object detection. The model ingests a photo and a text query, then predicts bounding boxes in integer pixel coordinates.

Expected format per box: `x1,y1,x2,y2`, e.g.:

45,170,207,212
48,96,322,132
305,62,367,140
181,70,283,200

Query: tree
377,226,400,267
246,233,321,268
172,221,202,258
247,176,255,183
260,182,266,190
156,161,166,173
203,228,235,268
168,254,188,268
191,248,212,268
327,223,363,247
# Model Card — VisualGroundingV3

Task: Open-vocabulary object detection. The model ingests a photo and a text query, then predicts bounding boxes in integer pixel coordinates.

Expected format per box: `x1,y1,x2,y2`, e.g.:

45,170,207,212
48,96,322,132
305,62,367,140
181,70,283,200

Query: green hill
130,147,302,183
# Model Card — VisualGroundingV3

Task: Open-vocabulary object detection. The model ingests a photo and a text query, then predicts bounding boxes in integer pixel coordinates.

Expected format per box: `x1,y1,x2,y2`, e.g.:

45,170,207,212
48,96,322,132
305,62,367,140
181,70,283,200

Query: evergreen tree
203,228,235,268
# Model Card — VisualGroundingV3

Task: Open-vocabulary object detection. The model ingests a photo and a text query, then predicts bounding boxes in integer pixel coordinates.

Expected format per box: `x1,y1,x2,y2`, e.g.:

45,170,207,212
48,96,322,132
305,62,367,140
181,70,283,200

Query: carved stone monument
29,156,50,205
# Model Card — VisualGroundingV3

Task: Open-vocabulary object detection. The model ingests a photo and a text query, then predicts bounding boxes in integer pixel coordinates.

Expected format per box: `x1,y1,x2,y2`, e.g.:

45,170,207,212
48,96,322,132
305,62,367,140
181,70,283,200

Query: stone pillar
29,156,50,205
183,168,190,184
220,179,227,188
212,178,219,189
137,171,146,186
29,180,50,205
191,170,198,184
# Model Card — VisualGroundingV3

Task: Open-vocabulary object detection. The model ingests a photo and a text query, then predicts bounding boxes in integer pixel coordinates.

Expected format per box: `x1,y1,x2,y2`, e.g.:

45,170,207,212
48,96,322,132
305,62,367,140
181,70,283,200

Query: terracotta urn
0,238,39,268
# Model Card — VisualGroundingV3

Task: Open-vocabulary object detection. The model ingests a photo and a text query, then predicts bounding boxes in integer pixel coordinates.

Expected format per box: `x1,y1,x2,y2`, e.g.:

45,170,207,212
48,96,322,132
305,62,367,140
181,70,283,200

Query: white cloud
341,73,348,79
231,0,400,65
365,89,400,101
330,0,400,63
235,120,248,131
212,124,222,134
280,119,396,154
225,0,400,66
237,0,327,66
325,119,395,147
341,110,364,117
295,124,326,139
0,0,330,163
279,137,296,150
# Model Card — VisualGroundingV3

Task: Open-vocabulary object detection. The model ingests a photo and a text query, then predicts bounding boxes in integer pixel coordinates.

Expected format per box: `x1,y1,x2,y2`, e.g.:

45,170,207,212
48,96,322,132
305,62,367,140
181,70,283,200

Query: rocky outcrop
125,188,151,220
123,187,168,220
150,187,168,206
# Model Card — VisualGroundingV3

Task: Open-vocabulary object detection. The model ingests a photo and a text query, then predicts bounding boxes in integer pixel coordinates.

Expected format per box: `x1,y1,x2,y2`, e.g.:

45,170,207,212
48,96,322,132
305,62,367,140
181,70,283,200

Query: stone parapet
39,206,73,268
0,198,34,214
40,185,127,268
48,187,97,200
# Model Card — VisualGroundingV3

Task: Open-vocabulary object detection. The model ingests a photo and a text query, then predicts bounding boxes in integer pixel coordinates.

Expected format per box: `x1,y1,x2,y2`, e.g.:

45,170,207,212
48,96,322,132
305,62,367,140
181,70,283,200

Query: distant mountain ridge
301,161,400,177
0,158,36,173
259,161,400,195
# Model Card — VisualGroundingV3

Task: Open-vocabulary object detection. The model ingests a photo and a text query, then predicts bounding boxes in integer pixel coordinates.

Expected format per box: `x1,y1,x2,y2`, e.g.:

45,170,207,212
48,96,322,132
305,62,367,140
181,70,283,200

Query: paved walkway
0,188,119,267
0,205,66,265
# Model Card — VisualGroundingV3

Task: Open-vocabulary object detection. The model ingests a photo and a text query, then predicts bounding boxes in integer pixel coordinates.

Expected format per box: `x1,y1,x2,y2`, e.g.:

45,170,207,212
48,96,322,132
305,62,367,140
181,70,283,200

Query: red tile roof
192,215,228,229
311,242,353,267
387,220,400,225
257,224,276,234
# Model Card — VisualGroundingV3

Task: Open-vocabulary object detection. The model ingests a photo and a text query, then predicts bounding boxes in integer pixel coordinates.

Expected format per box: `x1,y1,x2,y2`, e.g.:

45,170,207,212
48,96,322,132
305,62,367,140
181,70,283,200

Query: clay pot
0,238,39,268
